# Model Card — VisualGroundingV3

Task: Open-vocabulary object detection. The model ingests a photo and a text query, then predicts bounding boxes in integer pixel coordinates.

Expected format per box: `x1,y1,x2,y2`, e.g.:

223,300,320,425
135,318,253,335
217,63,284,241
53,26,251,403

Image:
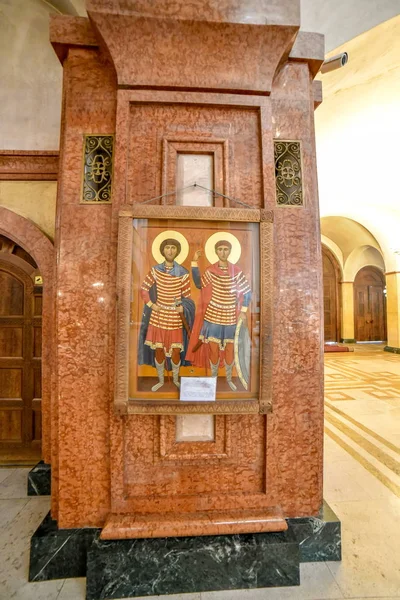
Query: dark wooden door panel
370,285,385,341
355,288,368,341
32,398,42,442
0,407,23,442
34,294,42,316
33,366,42,399
0,272,24,315
33,327,42,358
0,368,23,397
0,260,42,461
323,279,337,341
322,248,340,342
0,327,23,357
354,267,386,342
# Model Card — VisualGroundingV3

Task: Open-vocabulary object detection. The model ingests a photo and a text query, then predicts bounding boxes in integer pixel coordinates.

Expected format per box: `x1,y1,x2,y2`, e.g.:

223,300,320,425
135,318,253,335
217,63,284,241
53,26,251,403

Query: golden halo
151,230,189,265
205,232,241,265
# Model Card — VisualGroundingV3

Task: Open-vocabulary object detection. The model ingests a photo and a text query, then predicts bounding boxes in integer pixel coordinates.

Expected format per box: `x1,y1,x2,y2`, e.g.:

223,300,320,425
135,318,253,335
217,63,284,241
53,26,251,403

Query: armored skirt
140,264,191,357
195,263,251,348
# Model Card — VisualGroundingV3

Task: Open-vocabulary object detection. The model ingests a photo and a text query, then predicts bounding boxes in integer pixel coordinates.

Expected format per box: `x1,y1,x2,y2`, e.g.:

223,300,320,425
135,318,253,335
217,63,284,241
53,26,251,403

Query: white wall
1,0,400,150
301,0,400,52
316,15,400,272
0,0,62,150
344,246,386,281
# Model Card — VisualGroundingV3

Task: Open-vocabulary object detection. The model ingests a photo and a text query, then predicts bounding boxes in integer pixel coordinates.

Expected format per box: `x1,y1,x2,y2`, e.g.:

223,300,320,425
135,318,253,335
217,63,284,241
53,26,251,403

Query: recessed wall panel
0,328,23,357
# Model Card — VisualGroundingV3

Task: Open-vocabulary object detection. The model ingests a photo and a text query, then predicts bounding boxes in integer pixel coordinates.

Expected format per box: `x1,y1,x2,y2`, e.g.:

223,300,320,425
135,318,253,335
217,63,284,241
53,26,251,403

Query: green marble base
287,502,341,562
29,503,341,599
86,530,300,599
27,461,51,496
384,345,400,354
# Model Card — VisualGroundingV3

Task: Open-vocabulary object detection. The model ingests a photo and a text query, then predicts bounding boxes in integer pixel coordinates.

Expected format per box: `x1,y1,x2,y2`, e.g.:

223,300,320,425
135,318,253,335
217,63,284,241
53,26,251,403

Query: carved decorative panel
159,415,231,461
81,135,114,203
274,140,303,206
0,150,58,181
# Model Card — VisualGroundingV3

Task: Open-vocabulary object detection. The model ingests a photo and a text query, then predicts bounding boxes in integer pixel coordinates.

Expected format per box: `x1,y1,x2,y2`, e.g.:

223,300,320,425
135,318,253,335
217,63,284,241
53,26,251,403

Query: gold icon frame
115,204,273,415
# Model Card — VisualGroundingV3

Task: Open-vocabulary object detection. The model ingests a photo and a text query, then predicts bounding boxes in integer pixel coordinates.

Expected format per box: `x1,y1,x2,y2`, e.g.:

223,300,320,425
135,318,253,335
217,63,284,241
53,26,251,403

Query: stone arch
344,245,385,281
0,207,54,464
321,235,344,274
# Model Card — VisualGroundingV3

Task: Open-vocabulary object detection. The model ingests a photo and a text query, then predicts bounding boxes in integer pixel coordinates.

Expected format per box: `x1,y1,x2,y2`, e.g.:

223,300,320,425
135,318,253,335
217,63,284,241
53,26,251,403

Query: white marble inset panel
176,153,213,206
175,415,215,442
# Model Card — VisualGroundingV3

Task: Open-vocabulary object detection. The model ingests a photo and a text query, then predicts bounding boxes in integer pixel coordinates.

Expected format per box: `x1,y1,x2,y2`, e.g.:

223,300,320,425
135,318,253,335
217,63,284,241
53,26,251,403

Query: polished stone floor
1,344,399,599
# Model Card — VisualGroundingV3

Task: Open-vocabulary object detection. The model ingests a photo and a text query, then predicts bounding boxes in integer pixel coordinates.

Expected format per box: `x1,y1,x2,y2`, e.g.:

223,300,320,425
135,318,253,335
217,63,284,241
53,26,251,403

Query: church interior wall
1,3,399,273
300,0,400,52
316,15,400,274
0,0,62,150
0,3,399,359
321,235,344,273
0,180,57,239
0,2,400,598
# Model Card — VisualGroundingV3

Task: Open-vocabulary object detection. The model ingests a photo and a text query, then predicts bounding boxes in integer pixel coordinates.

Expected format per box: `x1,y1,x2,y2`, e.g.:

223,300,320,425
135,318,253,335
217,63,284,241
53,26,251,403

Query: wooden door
354,267,386,341
322,246,341,342
0,261,42,463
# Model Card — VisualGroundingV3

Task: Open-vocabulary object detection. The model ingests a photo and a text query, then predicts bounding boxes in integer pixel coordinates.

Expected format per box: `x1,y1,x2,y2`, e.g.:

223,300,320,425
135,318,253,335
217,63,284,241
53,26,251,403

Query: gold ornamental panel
274,140,303,206
81,135,114,203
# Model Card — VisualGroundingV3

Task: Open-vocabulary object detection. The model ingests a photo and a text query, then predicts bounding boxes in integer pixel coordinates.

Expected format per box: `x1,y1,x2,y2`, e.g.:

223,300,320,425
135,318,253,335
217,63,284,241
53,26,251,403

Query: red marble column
50,0,325,533
52,43,116,526
268,62,324,515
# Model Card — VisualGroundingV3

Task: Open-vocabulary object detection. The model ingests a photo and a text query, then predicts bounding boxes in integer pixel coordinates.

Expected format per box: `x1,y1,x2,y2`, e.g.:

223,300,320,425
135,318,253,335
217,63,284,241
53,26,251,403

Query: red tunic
201,265,250,328
140,265,191,356
186,261,251,366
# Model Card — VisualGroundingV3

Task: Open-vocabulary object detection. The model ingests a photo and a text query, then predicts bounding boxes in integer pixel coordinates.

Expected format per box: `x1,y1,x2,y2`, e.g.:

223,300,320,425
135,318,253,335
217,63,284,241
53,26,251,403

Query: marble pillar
340,281,356,343
47,0,326,540
385,272,400,351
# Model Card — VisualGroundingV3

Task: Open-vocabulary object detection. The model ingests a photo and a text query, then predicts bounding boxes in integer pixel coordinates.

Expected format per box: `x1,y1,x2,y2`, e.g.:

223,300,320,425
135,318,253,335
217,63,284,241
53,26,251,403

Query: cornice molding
0,151,59,181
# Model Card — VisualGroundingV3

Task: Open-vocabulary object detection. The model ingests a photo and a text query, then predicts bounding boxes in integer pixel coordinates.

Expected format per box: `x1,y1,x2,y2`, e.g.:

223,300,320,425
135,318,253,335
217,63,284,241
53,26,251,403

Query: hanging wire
140,185,193,205
138,183,253,209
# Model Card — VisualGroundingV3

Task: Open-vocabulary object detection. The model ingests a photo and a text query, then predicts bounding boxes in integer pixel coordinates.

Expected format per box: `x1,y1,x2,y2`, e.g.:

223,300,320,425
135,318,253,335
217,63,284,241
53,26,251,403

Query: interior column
340,281,355,343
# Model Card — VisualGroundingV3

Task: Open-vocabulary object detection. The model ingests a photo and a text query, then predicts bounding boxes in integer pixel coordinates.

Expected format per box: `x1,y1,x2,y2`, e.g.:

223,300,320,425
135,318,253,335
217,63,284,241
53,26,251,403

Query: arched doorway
322,245,341,342
354,266,387,341
0,207,53,467
0,235,43,464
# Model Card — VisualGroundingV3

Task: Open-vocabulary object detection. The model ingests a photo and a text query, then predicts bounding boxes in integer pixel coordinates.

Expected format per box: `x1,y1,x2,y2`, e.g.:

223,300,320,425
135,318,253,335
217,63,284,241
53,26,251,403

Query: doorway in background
354,266,386,342
322,246,341,343
0,235,42,465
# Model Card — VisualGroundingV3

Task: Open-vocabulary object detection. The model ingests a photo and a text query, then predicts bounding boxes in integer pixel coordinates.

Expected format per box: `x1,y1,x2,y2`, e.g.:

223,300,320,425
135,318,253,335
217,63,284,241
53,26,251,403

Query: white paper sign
180,377,217,402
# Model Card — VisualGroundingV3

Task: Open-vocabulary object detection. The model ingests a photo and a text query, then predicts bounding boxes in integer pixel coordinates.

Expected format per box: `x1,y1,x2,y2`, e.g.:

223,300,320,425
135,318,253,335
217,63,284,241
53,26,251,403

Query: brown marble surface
50,15,98,63
289,31,325,78
313,80,323,108
86,0,300,26
0,151,59,181
121,100,263,206
52,46,116,527
50,3,324,536
114,414,267,515
87,11,298,92
268,61,324,515
101,507,287,540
